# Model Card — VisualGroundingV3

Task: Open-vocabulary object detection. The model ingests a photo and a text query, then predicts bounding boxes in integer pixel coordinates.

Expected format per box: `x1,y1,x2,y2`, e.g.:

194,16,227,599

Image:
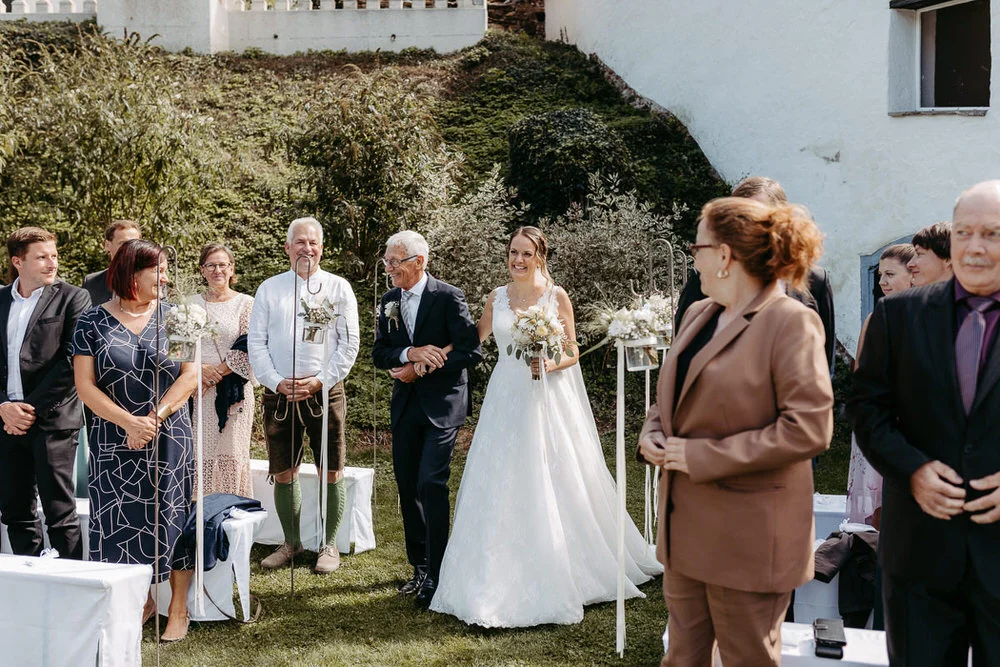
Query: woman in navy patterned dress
72,240,198,642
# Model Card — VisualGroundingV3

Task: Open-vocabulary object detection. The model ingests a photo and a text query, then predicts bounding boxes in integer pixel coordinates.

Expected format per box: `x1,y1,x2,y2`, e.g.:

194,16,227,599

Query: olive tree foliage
288,65,458,280
421,166,527,317
0,32,219,281
546,174,687,342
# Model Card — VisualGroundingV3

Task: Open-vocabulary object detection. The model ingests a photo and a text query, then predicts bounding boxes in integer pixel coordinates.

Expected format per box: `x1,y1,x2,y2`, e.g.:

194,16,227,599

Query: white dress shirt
248,269,360,393
399,272,428,364
6,279,44,401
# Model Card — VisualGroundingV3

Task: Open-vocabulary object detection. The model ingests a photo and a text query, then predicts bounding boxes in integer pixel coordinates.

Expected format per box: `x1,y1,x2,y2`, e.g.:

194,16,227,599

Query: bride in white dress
429,226,662,628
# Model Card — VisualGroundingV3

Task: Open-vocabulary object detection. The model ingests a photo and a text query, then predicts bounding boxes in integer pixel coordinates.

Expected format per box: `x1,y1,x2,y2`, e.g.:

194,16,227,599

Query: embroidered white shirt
248,269,360,393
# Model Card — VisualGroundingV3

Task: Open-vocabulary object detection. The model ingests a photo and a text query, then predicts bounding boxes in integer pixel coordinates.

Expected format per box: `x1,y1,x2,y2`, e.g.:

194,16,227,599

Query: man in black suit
0,227,91,559
81,219,140,306
372,230,483,608
850,180,1000,665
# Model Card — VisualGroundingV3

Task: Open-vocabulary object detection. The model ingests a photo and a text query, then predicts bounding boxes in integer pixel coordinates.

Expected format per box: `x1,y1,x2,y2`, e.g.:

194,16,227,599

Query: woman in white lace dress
191,244,256,497
429,227,662,628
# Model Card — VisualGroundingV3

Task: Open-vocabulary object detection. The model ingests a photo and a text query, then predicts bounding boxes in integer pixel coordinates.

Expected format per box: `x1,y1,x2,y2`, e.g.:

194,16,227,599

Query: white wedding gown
430,286,662,628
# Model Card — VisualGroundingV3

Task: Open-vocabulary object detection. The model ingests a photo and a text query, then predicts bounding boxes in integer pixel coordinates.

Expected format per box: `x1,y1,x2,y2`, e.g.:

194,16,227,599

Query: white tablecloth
664,622,888,666
0,554,151,667
155,509,267,622
251,460,375,553
813,493,847,539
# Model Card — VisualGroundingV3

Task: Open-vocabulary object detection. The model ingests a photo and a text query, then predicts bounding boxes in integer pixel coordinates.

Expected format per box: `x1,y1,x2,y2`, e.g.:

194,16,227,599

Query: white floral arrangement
165,301,218,340
300,297,340,326
507,305,574,369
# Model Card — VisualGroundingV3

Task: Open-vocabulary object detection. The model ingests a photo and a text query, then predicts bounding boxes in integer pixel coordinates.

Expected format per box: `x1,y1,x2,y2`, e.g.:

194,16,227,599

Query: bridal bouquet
165,301,218,361
507,305,574,380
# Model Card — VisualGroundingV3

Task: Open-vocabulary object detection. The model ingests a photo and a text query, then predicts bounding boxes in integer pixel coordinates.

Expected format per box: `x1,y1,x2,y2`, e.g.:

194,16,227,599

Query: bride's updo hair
700,197,823,292
508,226,553,283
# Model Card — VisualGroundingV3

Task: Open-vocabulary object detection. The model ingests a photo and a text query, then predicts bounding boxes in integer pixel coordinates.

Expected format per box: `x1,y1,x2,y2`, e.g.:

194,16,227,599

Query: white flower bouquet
165,302,218,361
300,297,342,344
506,305,574,380
581,291,675,371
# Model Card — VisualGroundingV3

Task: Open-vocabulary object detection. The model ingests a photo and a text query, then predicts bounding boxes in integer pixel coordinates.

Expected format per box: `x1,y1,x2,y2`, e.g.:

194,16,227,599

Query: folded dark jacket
813,530,879,628
215,334,249,432
176,493,263,572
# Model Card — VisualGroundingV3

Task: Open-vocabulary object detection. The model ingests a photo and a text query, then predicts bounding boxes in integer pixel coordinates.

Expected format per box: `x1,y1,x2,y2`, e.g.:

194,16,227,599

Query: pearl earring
716,268,729,279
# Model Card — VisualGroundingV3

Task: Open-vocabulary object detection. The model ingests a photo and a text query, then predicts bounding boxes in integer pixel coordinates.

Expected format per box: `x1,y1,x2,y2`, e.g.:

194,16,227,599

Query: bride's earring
716,268,729,279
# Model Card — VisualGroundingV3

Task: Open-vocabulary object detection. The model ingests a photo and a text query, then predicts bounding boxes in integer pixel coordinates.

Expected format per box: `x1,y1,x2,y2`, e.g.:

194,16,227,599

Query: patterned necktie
401,290,416,336
956,296,995,414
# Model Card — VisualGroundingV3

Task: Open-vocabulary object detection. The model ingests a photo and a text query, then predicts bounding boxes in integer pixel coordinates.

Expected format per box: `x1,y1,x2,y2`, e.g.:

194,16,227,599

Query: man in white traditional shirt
249,217,360,574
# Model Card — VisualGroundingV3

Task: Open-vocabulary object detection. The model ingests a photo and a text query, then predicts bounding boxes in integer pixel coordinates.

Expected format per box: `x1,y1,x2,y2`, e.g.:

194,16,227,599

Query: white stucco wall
227,5,486,55
96,0,485,55
547,0,1000,350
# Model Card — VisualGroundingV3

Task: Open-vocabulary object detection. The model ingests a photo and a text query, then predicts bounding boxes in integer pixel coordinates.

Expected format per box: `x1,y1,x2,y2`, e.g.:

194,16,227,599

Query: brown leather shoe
260,543,303,569
314,544,341,574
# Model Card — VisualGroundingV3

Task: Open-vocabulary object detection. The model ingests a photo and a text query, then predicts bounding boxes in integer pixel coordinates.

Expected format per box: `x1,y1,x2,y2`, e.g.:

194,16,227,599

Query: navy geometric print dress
73,304,193,581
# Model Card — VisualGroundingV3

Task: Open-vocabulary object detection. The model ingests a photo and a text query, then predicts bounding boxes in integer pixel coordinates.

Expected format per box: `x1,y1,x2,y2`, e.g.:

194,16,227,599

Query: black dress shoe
399,571,426,596
414,577,437,609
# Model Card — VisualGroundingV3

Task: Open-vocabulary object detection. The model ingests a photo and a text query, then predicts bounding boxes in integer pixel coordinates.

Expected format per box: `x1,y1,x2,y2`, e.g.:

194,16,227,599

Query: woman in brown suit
639,197,834,666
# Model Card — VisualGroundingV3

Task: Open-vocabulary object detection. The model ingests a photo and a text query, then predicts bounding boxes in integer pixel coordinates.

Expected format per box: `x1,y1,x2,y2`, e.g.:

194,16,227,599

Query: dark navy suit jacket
371,274,483,429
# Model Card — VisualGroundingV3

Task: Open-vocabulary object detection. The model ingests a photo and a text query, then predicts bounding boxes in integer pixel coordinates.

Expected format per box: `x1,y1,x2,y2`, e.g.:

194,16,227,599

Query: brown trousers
662,569,791,667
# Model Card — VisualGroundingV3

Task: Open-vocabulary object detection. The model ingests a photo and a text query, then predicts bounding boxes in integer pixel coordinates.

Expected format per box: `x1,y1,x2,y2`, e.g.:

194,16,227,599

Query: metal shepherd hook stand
152,245,181,666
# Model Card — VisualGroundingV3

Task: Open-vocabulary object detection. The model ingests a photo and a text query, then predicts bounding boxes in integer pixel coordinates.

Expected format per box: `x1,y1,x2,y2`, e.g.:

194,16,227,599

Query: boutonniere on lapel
382,300,401,332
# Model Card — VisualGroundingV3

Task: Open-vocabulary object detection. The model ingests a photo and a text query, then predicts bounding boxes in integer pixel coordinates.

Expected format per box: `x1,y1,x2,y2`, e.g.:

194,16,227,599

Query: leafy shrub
421,166,525,317
546,173,686,342
288,65,457,280
508,108,632,219
0,31,220,281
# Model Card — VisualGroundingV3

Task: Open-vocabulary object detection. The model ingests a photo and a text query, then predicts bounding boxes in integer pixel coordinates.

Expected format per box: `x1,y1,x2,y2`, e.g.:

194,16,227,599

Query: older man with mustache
850,180,1000,666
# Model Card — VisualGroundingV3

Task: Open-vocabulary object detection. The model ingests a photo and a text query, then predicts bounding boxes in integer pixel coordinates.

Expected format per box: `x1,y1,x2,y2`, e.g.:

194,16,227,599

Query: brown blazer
639,290,833,593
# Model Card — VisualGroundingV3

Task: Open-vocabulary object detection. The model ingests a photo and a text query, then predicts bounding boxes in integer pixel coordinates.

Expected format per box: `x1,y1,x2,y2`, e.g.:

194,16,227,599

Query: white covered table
251,460,375,554
813,493,847,540
664,622,888,666
155,508,267,622
0,554,151,667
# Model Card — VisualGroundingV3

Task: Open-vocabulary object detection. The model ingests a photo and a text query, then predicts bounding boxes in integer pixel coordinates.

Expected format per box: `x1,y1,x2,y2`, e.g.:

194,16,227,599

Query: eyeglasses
688,243,718,257
381,255,418,269
202,263,232,272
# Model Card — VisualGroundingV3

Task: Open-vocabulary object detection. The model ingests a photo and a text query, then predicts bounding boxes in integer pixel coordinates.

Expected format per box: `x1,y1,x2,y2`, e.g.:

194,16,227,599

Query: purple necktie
956,297,994,414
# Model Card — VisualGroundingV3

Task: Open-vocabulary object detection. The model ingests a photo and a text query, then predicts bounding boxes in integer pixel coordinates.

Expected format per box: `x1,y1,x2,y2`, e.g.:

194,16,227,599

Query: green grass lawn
141,430,671,666
141,373,851,666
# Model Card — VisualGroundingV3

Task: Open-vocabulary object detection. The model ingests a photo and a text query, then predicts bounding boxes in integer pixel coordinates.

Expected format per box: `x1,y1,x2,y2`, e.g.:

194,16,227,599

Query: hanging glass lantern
624,336,660,372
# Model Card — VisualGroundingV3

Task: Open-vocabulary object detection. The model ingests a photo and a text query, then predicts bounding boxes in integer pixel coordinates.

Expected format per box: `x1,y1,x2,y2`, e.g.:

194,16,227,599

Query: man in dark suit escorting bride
372,230,483,609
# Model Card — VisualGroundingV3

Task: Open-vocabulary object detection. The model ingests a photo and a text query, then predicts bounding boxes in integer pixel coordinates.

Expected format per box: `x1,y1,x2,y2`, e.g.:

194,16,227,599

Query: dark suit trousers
391,395,458,580
884,558,1000,666
0,427,82,559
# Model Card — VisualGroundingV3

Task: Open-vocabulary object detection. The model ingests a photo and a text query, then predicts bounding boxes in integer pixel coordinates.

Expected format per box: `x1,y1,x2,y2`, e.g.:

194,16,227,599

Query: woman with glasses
639,198,833,666
190,243,256,497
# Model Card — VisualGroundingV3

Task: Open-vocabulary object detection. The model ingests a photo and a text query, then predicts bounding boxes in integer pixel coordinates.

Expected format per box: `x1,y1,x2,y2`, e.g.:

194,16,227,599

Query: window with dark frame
919,0,991,108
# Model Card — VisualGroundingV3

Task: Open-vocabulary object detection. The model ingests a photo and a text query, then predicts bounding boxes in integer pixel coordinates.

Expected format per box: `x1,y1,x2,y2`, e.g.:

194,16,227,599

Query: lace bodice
492,285,560,361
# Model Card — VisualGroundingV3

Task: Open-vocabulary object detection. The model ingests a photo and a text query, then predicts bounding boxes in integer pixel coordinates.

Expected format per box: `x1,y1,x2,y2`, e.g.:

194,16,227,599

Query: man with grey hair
372,229,482,608
249,216,360,574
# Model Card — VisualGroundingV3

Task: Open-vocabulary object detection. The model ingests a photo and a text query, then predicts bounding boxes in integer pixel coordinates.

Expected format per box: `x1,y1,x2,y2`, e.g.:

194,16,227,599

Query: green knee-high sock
324,479,347,546
274,479,302,548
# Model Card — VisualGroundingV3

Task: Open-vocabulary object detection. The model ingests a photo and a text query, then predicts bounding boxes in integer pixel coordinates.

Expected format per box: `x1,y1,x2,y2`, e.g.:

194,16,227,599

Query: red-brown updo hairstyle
699,197,823,293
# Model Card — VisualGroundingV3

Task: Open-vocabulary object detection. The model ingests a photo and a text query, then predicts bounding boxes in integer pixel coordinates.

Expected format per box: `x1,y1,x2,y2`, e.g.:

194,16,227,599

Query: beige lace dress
192,292,256,497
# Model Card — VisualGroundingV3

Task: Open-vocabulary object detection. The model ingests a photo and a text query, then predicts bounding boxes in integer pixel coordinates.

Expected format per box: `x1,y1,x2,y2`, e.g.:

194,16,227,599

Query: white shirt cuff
399,347,412,365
